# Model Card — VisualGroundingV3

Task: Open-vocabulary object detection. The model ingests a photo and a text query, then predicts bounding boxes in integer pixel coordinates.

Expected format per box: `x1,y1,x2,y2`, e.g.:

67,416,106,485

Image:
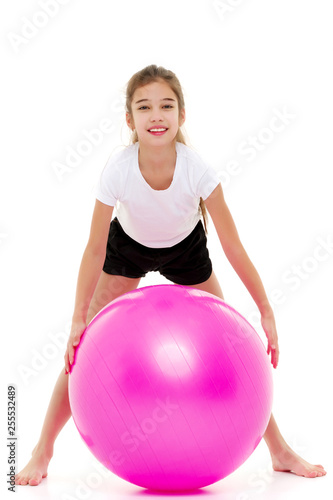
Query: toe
29,473,42,486
307,469,326,478
306,470,318,478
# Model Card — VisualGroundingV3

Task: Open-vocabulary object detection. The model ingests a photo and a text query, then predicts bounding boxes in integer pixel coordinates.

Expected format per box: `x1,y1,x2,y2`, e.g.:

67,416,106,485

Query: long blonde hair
125,64,209,234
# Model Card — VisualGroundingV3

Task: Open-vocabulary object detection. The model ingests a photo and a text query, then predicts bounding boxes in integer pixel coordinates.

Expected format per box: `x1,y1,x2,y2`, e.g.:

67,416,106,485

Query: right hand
261,309,279,369
64,319,87,374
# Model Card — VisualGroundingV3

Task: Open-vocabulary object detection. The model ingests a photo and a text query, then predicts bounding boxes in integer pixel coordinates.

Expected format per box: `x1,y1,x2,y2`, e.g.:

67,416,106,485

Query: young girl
15,64,326,486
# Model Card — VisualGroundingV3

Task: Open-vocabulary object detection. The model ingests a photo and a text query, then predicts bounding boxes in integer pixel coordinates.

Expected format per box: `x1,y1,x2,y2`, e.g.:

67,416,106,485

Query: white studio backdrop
1,1,332,499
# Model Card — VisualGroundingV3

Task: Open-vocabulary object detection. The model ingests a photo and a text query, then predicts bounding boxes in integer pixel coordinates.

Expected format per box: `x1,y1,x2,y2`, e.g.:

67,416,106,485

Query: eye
138,105,174,111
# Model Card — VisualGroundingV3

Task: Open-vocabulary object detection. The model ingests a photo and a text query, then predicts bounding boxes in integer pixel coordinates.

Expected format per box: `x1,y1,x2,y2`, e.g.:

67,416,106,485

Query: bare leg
15,272,141,486
14,370,70,486
263,414,326,477
185,270,327,478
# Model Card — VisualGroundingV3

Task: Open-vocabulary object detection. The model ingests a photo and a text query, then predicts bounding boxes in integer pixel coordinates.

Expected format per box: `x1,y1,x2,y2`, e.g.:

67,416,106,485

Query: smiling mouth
148,128,168,134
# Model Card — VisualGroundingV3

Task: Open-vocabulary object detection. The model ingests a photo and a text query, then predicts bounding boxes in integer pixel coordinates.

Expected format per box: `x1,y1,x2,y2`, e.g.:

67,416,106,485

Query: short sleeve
196,166,221,200
95,158,121,206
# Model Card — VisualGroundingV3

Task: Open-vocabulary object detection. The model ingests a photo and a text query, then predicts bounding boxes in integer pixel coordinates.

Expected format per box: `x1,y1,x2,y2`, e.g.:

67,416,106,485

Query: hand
261,310,279,369
64,319,87,374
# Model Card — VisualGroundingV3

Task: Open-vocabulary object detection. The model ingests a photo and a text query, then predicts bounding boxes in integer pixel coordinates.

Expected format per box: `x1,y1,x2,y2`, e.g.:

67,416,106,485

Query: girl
15,65,326,486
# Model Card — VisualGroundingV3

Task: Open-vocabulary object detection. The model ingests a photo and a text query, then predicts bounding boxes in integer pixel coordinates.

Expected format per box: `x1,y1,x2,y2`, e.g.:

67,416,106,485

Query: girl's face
126,80,185,147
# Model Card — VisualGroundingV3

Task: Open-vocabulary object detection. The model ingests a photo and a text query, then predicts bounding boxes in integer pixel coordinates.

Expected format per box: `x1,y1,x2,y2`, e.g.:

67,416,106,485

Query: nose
149,107,164,123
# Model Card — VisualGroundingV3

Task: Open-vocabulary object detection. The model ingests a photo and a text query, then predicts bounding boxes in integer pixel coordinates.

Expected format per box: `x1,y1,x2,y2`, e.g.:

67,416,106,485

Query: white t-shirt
95,142,220,248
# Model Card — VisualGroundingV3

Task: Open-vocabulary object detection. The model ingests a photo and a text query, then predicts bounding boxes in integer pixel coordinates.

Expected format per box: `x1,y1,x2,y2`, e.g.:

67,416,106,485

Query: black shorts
102,217,213,286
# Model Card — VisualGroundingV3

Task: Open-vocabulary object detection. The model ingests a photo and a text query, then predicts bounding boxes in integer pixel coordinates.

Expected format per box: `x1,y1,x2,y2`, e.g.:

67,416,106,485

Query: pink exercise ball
69,285,273,492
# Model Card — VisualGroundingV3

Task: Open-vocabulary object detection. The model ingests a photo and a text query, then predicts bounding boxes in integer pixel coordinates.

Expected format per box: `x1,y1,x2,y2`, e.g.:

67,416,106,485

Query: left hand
261,310,279,369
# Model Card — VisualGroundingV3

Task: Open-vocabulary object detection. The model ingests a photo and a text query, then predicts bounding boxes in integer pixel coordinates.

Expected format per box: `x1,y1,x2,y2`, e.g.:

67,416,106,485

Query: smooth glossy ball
69,285,273,492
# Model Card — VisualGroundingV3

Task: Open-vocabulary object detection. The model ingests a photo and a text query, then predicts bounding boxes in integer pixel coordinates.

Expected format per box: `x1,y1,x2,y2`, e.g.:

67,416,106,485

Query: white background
1,1,332,499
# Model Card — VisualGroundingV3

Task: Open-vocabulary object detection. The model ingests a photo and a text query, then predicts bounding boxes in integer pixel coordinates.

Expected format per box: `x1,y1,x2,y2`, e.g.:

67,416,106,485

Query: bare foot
272,445,327,478
15,444,53,486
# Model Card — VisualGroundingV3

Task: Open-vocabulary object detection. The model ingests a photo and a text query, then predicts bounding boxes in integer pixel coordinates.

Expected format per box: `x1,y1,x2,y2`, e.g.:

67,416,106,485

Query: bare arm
204,183,271,314
204,183,279,367
64,200,113,372
72,200,114,322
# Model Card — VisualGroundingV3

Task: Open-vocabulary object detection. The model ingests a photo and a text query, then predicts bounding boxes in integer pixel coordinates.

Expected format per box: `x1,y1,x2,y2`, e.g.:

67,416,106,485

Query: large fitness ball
69,285,273,492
